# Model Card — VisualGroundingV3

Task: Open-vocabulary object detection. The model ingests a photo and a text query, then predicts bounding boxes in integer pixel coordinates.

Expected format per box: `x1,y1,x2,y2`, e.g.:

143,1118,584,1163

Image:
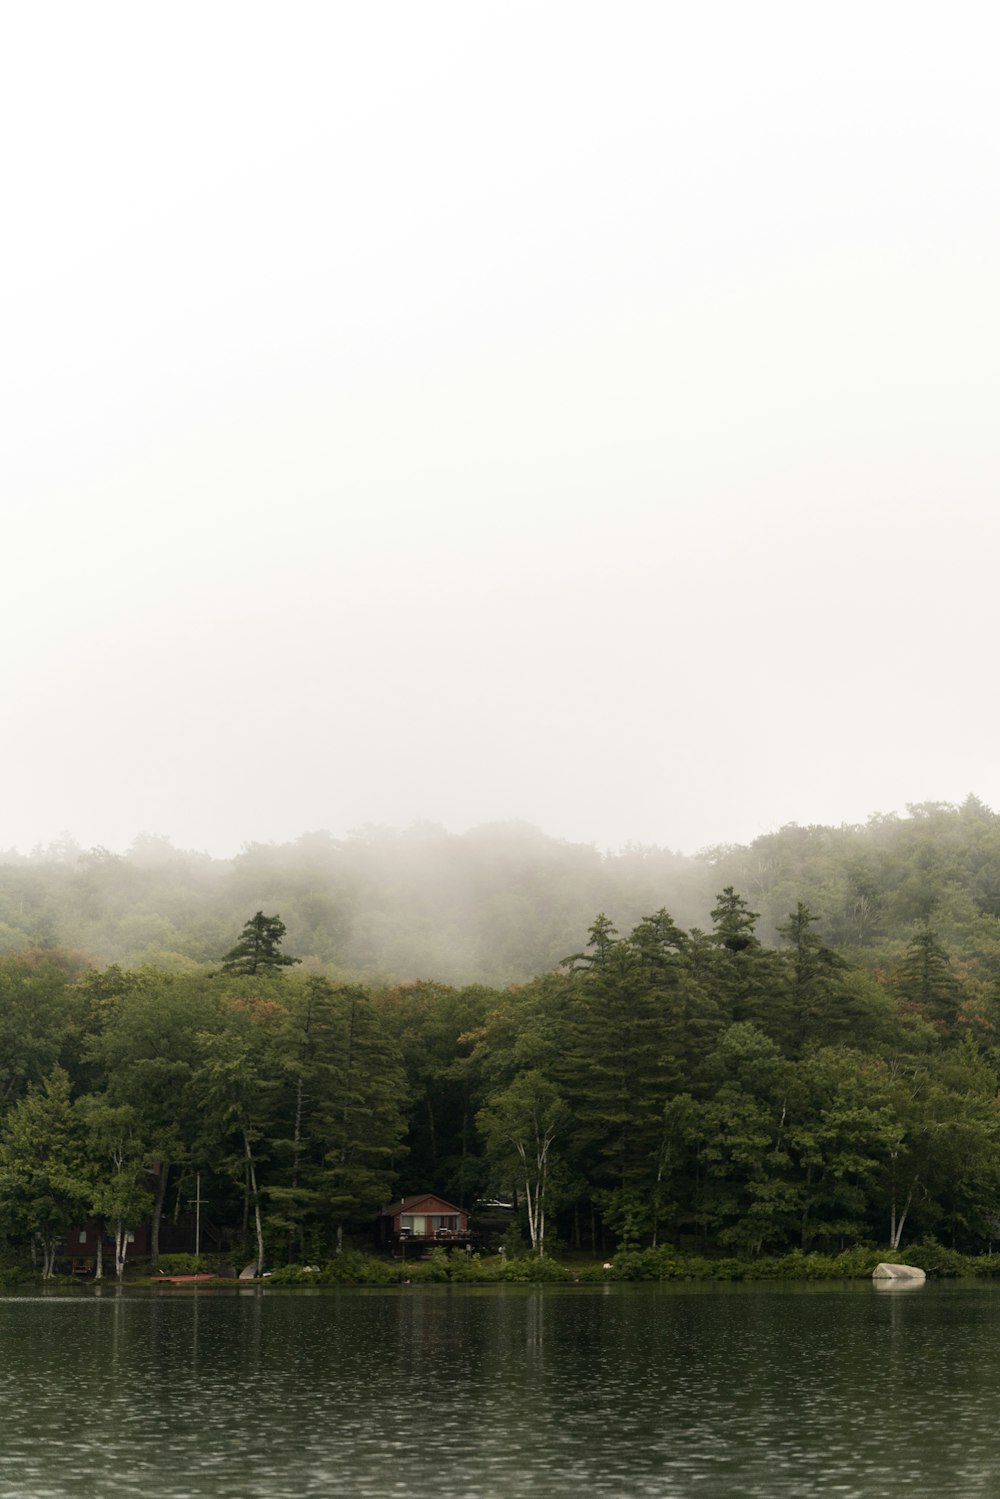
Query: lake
0,1280,996,1497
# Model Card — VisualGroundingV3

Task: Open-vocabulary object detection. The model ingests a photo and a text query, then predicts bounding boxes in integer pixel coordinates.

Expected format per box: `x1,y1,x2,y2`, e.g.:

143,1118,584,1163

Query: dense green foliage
3,825,1000,1274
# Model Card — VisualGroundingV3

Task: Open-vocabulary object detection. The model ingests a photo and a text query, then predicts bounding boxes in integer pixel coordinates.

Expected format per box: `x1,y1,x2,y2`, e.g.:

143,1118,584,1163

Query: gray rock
872,1261,926,1283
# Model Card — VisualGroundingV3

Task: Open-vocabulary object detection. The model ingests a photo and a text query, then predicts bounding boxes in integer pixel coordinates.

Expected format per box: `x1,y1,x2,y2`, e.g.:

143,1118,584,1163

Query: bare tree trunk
95,1222,104,1281
890,1177,918,1251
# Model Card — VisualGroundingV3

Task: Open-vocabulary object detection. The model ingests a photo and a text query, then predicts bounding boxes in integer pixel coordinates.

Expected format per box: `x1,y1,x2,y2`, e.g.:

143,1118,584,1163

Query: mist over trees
3,797,1000,1271
3,800,1000,987
0,801,997,1268
2,855,1000,1271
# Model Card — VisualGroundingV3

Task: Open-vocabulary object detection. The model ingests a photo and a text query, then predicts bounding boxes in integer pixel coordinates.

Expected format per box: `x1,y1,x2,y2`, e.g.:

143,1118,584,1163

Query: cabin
379,1194,471,1252
63,1219,148,1274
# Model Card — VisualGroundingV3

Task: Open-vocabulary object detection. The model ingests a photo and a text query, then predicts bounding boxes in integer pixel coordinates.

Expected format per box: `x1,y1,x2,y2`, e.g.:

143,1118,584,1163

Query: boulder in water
872,1262,926,1283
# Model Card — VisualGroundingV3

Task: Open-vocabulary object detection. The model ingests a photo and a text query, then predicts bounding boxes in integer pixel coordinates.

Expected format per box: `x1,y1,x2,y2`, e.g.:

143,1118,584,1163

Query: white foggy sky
3,2,999,858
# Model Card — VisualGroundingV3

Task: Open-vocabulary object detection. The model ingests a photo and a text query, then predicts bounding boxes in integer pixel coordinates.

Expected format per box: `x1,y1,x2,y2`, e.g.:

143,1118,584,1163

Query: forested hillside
4,797,1000,985
2,849,1000,1274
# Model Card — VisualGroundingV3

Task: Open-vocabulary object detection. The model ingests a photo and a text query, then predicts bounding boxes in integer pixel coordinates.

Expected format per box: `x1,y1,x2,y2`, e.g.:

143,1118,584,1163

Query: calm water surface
0,1280,995,1497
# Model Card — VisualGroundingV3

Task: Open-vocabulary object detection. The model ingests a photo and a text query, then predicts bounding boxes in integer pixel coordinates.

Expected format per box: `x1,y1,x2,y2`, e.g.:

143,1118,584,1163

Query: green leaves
0,1068,89,1272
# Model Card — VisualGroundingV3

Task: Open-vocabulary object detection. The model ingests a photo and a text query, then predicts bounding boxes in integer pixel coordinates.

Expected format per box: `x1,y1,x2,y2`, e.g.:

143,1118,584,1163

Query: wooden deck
394,1230,477,1254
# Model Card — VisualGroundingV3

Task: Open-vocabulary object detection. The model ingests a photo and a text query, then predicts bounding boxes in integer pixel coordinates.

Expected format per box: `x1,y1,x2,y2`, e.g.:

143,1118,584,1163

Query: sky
4,2,1000,859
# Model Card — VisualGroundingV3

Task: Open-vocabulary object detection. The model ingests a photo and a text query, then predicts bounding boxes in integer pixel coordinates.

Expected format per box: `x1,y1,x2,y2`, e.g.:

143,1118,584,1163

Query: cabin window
126,1231,135,1244
400,1215,427,1234
78,1231,87,1244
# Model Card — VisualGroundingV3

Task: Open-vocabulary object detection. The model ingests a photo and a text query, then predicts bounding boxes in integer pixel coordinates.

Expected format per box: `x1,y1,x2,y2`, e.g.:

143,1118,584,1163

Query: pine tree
711,888,760,953
556,914,681,1246
895,926,962,1030
221,912,300,975
775,902,848,1055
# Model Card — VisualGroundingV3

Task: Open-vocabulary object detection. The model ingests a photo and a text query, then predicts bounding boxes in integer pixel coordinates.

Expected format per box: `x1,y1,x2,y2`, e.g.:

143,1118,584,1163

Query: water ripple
0,1283,998,1497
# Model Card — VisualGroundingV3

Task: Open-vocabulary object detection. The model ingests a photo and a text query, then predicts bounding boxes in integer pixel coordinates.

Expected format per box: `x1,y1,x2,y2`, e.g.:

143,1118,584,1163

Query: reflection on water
1,1281,999,1497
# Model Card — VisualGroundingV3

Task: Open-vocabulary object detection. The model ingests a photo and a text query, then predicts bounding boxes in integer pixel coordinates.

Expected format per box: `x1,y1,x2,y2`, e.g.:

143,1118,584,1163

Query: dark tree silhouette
221,911,300,975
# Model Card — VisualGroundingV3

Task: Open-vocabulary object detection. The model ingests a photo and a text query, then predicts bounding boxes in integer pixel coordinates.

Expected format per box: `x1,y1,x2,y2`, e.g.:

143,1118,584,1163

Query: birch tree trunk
114,1220,129,1281
243,1127,265,1276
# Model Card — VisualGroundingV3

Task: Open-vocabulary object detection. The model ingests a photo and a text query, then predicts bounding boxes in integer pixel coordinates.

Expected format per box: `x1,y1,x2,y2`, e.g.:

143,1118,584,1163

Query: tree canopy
3,805,1000,1272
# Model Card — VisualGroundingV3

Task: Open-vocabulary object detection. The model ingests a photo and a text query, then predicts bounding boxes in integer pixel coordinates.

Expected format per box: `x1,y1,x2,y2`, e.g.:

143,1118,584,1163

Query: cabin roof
381,1193,465,1217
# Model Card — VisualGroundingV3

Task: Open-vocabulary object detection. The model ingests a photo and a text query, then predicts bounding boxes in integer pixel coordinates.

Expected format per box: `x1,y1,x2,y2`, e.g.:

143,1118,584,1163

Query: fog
4,3,999,859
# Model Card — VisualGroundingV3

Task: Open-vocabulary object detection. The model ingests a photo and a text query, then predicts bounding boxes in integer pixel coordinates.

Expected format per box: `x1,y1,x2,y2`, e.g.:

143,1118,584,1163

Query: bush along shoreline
261,1240,1000,1286
7,1239,1000,1289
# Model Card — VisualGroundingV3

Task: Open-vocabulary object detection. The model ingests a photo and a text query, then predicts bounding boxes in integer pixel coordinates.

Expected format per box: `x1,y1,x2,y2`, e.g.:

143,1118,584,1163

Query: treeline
4,799,1000,986
2,887,998,1274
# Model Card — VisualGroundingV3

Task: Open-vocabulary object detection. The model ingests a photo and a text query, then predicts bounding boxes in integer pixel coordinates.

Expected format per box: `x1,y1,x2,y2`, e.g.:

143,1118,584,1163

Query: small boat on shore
155,1273,217,1284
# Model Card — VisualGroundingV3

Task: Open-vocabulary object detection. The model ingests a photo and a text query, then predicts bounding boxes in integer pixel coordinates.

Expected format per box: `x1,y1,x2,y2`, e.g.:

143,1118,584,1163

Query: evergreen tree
711,888,760,952
221,912,300,976
310,986,407,1249
557,914,682,1246
709,887,783,1031
776,903,849,1055
895,926,962,1030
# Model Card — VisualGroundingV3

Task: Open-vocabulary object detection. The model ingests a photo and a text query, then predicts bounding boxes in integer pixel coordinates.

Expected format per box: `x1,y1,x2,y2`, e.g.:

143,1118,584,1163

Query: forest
3,797,1000,1275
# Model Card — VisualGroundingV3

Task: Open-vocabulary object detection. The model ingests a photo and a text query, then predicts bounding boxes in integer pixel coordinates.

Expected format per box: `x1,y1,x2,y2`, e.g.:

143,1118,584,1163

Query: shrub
500,1255,573,1283
154,1254,210,1275
318,1252,399,1286
266,1264,323,1285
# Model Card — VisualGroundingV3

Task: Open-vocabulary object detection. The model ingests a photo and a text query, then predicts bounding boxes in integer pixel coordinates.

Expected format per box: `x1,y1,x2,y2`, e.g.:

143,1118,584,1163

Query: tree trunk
114,1220,129,1281
151,1163,170,1266
243,1127,265,1276
538,1178,546,1259
523,1169,537,1251
890,1176,918,1251
289,1072,305,1263
95,1222,104,1281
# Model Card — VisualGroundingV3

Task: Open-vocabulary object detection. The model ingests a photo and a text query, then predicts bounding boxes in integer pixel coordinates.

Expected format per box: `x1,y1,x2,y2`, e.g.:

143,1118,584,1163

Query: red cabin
380,1194,471,1250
